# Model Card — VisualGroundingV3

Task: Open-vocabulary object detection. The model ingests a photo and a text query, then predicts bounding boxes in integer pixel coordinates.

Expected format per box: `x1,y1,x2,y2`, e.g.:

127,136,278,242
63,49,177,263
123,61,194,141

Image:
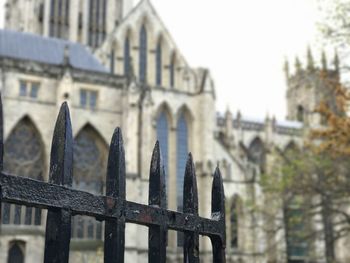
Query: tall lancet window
156,111,169,188
230,199,239,249
110,48,115,74
156,39,162,86
170,53,176,88
176,113,188,211
139,24,148,84
49,0,70,38
88,0,107,48
124,36,131,76
72,125,107,240
1,118,45,226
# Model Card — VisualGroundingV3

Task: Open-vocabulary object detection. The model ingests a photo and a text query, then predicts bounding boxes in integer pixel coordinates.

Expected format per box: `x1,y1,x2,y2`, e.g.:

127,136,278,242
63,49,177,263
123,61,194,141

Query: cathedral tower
285,48,340,127
4,0,134,48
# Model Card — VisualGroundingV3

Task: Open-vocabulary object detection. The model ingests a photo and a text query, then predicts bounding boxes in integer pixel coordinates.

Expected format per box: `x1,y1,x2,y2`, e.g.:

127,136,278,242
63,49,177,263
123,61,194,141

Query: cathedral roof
0,30,108,73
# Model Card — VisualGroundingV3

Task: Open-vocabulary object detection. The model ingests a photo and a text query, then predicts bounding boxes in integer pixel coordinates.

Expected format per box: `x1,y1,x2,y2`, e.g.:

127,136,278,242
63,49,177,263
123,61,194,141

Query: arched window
49,0,70,39
8,241,25,263
2,118,45,226
285,199,309,262
156,111,169,186
124,35,131,75
110,48,115,74
156,39,162,86
139,24,148,84
88,0,107,48
230,199,239,249
176,113,188,211
297,105,304,122
72,125,107,239
170,53,176,88
248,138,265,172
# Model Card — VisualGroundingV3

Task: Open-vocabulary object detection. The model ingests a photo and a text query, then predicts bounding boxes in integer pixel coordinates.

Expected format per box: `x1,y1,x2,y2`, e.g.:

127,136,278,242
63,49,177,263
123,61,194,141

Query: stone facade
0,0,347,262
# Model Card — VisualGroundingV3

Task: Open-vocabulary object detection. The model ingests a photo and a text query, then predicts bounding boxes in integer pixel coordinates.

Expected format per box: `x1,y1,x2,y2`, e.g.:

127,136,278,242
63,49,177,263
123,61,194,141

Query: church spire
307,46,314,71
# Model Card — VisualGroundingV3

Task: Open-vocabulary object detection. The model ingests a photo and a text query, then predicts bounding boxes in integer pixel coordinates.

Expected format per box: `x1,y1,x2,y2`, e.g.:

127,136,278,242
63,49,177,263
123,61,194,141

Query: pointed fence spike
210,167,227,263
44,102,73,263
104,127,126,263
148,141,167,262
183,153,199,263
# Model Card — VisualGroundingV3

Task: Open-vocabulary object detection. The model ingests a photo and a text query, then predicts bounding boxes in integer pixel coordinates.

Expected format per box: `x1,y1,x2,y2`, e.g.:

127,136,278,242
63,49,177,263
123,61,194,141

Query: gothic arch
123,28,134,76
154,103,173,186
284,140,299,153
247,137,265,169
154,102,174,128
7,240,25,263
72,124,108,240
175,104,193,148
2,116,45,226
175,106,193,211
73,124,108,192
139,23,148,84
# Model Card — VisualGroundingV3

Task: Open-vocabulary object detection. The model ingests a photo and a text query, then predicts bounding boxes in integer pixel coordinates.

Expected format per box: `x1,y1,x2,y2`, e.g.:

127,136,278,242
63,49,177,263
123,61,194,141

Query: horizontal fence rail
0,98,226,262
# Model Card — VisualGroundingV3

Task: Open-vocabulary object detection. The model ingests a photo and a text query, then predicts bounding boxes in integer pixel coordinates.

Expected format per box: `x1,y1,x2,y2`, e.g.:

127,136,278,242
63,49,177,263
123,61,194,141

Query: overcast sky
0,0,322,120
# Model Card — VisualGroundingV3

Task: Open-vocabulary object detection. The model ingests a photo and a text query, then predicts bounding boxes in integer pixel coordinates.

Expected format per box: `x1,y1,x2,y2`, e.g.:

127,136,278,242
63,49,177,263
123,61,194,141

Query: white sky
0,0,322,120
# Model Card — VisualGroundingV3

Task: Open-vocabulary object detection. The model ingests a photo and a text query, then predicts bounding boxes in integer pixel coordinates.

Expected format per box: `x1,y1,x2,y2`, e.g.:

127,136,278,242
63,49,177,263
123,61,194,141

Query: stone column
43,0,51,36
69,0,79,42
82,0,90,45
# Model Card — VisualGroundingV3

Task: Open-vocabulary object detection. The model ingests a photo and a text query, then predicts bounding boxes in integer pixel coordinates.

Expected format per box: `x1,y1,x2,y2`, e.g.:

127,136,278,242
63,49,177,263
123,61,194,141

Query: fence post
210,167,226,263
183,153,199,263
44,103,73,263
0,94,3,228
148,141,167,262
104,128,126,263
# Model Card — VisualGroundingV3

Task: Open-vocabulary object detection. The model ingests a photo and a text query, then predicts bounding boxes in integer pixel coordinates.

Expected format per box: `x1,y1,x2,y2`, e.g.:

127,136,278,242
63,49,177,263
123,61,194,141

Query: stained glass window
297,105,304,122
124,36,131,75
230,200,238,248
30,83,39,98
72,126,107,239
8,242,25,263
248,138,265,172
110,48,115,74
80,90,98,110
19,81,40,99
88,0,107,48
156,111,169,188
19,81,27,97
176,113,188,211
139,25,148,84
156,40,162,86
2,118,45,226
170,53,175,88
49,0,70,39
285,200,309,262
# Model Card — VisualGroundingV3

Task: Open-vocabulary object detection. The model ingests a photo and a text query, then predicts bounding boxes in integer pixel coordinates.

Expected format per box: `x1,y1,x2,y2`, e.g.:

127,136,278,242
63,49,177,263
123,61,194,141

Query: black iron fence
0,99,226,262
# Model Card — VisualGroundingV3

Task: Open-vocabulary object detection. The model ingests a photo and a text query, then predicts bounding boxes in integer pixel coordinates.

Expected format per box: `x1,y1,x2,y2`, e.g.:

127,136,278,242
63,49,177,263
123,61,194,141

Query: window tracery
71,126,107,240
49,0,70,39
1,118,44,226
88,0,107,48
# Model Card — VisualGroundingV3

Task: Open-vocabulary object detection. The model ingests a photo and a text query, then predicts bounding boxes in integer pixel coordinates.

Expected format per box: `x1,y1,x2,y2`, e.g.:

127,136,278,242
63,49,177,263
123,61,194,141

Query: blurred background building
0,0,346,262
